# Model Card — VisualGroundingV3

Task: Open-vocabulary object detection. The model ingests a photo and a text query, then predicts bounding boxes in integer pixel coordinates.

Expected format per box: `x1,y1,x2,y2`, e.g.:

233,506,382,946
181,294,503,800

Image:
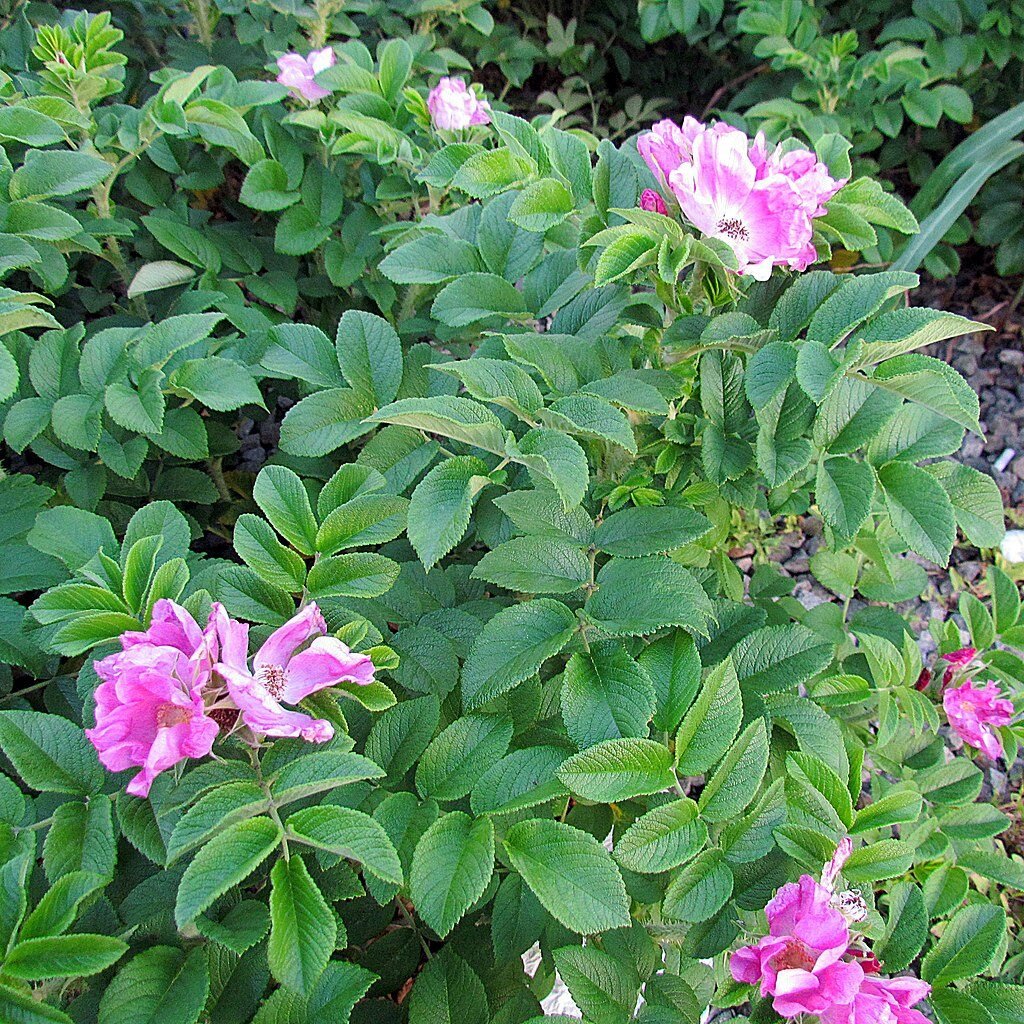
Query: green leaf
509,178,575,232
698,718,769,822
922,904,1006,985
843,839,915,883
174,817,280,927
3,934,127,981
305,552,399,599
18,871,107,941
408,456,490,570
732,624,833,695
165,782,271,864
409,812,494,937
639,632,702,735
233,514,306,591
876,882,927,974
461,599,577,709
879,461,956,565
851,791,923,833
416,713,513,801
279,387,375,457
594,506,712,557
431,273,529,327
379,234,482,285
43,798,115,882
10,149,110,201
268,855,336,995
928,462,1006,548
929,989,996,1024
552,945,635,1024
816,456,875,541
586,557,713,638
674,658,741,777
155,406,209,460
0,711,103,795
557,738,675,802
0,983,74,1023
335,310,403,407
239,159,298,211
366,696,438,782
264,324,345,389
253,465,318,556
452,149,536,199
473,535,589,594
662,848,733,922
105,372,165,435
613,798,707,874
98,946,209,1024
315,494,408,556
408,948,488,1024
125,260,196,298
431,358,544,418
170,357,263,411
511,428,589,509
0,106,64,146
542,394,637,454
561,644,656,749
269,751,384,805
958,851,1024,891
503,818,630,934
286,806,402,884
369,397,507,455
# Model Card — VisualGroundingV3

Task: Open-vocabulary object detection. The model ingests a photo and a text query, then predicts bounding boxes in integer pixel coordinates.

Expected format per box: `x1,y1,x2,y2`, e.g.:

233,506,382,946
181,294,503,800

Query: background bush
0,3,1022,1024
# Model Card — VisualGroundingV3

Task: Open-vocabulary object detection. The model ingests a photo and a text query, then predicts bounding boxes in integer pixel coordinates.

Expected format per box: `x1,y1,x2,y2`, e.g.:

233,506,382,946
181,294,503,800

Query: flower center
717,216,749,241
260,663,288,700
155,702,193,729
771,939,817,973
208,707,239,731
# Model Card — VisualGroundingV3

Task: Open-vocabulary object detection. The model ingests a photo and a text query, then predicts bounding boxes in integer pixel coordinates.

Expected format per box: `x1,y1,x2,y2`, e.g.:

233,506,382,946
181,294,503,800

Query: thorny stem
249,747,290,860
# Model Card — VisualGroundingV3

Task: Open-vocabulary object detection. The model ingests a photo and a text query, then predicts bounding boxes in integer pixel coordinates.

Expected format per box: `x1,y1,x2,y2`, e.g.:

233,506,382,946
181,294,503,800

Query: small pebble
994,448,1016,473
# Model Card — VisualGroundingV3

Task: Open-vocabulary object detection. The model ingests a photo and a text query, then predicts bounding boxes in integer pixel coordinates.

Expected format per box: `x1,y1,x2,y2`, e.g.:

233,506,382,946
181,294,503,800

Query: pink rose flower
276,47,335,102
943,678,1014,759
940,645,977,686
819,975,931,1024
86,600,220,798
213,603,374,743
640,188,669,215
730,874,863,1018
427,77,491,130
636,116,845,279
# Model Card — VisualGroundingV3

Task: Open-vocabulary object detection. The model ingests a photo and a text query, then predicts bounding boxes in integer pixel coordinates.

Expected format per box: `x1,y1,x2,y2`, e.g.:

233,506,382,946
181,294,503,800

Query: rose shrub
0,5,1022,1024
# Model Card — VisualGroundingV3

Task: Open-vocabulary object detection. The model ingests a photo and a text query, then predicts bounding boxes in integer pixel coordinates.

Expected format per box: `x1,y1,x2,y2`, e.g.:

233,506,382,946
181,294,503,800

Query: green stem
396,898,432,960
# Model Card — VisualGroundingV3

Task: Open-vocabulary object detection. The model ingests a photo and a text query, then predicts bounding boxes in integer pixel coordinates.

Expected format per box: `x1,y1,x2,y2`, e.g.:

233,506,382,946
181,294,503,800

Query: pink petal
281,636,375,702
255,604,327,672
221,664,333,742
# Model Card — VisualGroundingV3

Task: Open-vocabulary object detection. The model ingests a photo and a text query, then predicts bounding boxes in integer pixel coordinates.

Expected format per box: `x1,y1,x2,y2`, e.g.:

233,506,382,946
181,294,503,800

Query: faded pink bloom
730,874,862,1018
86,600,219,797
427,77,491,130
214,603,374,743
820,837,852,894
640,188,668,215
636,116,845,279
276,47,335,102
943,678,1014,760
940,645,977,686
638,116,703,187
819,975,931,1024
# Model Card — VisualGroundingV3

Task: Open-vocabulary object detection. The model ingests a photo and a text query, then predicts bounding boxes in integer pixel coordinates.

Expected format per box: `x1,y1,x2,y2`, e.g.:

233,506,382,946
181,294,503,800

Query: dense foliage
0,4,1022,1024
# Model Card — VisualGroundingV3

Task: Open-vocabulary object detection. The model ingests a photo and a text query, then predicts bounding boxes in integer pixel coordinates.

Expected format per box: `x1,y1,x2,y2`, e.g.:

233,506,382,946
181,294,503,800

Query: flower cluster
427,76,491,131
638,116,845,280
919,646,1014,760
731,840,930,1023
275,47,336,102
85,600,374,797
944,678,1013,760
